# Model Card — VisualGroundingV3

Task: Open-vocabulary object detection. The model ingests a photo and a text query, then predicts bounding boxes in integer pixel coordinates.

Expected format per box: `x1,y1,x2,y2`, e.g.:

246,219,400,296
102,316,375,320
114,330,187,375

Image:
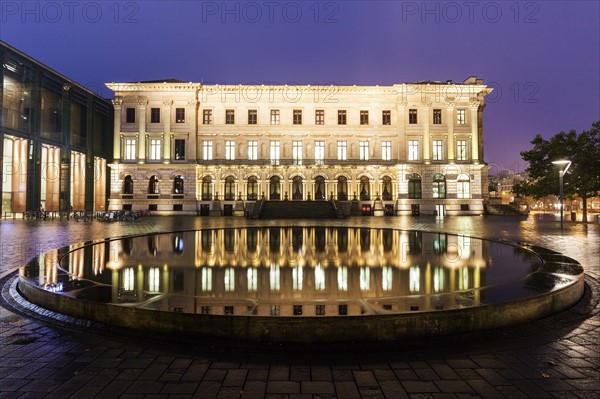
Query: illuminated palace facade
0,41,113,214
107,77,492,216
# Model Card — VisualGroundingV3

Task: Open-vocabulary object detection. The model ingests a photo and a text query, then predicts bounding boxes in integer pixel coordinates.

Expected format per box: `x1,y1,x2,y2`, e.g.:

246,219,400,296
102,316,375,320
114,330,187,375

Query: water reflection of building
91,228,488,316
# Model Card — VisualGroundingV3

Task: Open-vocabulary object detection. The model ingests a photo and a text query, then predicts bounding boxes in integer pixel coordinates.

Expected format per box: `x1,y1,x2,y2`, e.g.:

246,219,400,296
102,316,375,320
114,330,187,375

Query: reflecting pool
20,226,583,318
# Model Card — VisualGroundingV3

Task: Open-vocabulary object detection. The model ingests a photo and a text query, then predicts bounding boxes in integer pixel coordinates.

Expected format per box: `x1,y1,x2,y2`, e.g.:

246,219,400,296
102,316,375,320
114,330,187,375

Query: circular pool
18,227,584,342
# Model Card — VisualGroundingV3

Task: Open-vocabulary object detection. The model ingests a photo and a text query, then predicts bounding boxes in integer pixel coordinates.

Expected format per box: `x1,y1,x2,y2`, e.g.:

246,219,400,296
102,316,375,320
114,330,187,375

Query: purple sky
2,1,598,173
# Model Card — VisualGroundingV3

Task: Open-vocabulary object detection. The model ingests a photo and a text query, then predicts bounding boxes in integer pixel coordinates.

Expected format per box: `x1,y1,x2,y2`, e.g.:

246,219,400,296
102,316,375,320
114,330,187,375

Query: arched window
360,176,370,200
292,176,303,200
224,176,235,200
433,173,446,199
315,176,325,200
269,176,281,200
382,176,393,200
201,176,212,201
123,175,133,194
457,174,470,199
247,176,258,201
173,175,184,194
408,173,421,199
148,175,159,194
337,176,348,200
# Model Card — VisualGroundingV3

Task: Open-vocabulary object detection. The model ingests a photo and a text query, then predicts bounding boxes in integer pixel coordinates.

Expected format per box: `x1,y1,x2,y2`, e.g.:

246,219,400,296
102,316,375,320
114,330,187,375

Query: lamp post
551,159,572,230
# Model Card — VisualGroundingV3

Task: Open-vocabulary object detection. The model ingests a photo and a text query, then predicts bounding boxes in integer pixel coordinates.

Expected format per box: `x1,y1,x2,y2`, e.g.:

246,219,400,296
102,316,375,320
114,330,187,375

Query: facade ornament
63,83,71,91
396,101,408,108
469,101,480,109
137,98,148,107
112,97,123,107
188,100,199,107
163,100,173,107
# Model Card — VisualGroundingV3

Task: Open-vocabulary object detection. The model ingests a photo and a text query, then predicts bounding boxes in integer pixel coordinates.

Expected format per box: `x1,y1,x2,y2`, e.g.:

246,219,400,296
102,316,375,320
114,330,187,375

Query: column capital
112,98,123,108
137,98,148,107
469,101,480,109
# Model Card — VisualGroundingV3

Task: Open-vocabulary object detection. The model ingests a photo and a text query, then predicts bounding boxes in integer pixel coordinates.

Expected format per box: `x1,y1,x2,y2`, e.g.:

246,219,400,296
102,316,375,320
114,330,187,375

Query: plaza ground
1,215,598,398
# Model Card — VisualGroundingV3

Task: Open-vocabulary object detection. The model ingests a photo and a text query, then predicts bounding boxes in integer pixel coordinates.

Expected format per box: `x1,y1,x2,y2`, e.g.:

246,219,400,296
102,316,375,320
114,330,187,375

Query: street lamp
551,159,572,230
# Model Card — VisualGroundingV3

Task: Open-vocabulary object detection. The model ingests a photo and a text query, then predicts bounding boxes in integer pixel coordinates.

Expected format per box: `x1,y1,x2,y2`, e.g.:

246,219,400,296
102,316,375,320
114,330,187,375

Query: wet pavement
1,215,599,398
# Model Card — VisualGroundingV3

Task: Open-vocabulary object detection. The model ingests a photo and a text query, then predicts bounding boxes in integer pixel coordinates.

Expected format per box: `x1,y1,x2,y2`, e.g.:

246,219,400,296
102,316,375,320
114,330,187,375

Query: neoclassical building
107,77,492,216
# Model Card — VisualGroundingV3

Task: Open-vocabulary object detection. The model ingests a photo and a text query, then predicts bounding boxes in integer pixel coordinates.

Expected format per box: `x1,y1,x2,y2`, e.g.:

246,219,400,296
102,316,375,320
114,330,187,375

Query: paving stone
333,381,361,399
353,370,378,387
241,381,266,398
223,369,248,387
266,381,300,394
401,380,440,393
160,381,199,395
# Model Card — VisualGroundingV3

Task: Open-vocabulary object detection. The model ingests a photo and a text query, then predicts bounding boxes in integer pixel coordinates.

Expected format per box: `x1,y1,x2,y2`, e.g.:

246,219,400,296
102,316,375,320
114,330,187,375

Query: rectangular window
382,110,391,125
203,140,213,161
201,306,211,315
408,140,419,161
360,110,369,125
225,109,235,124
456,140,468,160
270,141,280,165
432,140,443,161
315,141,325,165
270,305,280,316
270,110,280,125
149,139,161,160
126,108,135,123
382,141,392,161
292,141,302,165
338,304,348,316
337,110,346,125
409,109,418,124
337,141,347,161
225,140,235,160
174,139,185,160
150,108,160,123
316,304,325,316
457,109,466,125
248,140,258,160
293,109,302,125
202,109,212,125
433,109,442,124
248,109,257,124
315,110,324,125
124,139,136,160
359,141,369,161
176,108,185,123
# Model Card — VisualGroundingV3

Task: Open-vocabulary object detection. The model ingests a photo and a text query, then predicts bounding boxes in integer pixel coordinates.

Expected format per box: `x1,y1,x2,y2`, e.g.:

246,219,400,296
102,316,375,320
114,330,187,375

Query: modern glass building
0,41,113,215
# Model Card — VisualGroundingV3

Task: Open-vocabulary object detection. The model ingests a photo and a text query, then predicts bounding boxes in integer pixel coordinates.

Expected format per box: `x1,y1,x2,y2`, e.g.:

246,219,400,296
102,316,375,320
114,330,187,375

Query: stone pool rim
17,228,585,343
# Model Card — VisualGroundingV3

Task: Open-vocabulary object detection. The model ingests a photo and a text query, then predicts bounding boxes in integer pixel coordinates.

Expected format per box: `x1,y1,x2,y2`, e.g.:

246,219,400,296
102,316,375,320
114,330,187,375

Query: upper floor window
360,110,369,125
176,108,185,123
124,138,136,160
456,140,468,160
126,108,135,123
359,141,369,161
315,141,325,165
248,140,258,160
315,110,324,125
432,140,443,161
270,110,280,125
338,110,347,125
248,109,257,124
337,141,347,161
203,140,213,161
382,141,392,161
457,109,466,125
174,139,185,160
293,110,302,125
382,110,391,125
225,109,235,124
270,141,280,165
150,108,160,123
203,109,212,125
225,140,235,160
292,141,302,165
409,109,417,124
408,140,419,161
149,139,161,160
433,109,442,124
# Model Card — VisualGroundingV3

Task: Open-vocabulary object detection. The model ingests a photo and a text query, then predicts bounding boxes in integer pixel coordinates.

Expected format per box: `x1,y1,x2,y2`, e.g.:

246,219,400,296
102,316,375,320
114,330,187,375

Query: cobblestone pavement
0,215,598,398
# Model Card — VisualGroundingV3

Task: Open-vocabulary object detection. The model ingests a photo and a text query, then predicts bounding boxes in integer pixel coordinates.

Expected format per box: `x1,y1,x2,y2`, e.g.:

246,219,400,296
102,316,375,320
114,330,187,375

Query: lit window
203,141,213,161
315,110,324,125
337,266,348,291
360,267,370,291
270,141,280,165
359,141,369,161
247,268,257,292
148,267,160,293
202,109,212,125
270,305,280,316
315,141,325,165
360,110,369,125
433,173,446,199
433,266,444,293
174,139,185,160
382,110,391,125
292,265,303,291
122,267,134,291
409,266,420,293
382,266,393,291
270,110,280,125
270,264,280,292
176,108,185,123
225,109,235,124
408,140,419,161
337,141,347,161
248,140,258,160
149,139,161,160
459,267,469,290
409,109,417,124
201,268,212,291
292,141,302,165
432,140,443,161
433,109,442,124
248,109,257,124
225,140,235,160
293,109,302,125
224,268,235,292
456,140,468,160
315,264,325,291
457,109,466,125
382,141,392,161
457,174,470,199
124,139,136,160
337,110,346,125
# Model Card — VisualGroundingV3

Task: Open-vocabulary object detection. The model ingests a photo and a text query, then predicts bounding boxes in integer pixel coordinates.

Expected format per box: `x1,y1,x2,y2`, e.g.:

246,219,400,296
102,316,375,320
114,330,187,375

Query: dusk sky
2,0,598,173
